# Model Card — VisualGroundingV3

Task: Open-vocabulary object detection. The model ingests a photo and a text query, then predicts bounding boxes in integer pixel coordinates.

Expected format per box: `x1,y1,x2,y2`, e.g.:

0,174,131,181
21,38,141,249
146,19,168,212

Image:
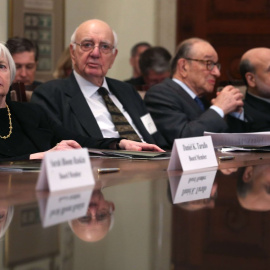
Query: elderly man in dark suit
31,19,167,148
144,37,244,148
237,47,270,132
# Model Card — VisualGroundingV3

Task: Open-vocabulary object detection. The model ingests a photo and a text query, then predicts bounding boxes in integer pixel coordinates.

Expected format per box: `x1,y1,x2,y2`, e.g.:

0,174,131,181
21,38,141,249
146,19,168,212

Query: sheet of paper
204,131,270,147
88,148,170,159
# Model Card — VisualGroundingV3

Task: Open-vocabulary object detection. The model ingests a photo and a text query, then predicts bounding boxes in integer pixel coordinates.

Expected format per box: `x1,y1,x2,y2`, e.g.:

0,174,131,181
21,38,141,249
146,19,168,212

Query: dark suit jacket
228,92,270,133
144,78,228,147
31,73,167,148
0,102,119,161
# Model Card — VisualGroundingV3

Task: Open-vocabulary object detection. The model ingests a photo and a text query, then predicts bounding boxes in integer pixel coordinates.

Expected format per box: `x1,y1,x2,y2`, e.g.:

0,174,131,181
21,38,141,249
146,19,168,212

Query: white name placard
168,136,218,171
37,187,93,227
36,148,95,192
168,169,217,204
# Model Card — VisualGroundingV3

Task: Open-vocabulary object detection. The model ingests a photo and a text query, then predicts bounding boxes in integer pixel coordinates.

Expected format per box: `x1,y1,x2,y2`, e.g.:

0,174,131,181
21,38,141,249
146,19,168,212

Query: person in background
124,42,151,83
6,37,42,90
236,47,270,132
126,46,171,89
144,37,244,148
31,19,168,149
53,47,73,79
0,42,163,161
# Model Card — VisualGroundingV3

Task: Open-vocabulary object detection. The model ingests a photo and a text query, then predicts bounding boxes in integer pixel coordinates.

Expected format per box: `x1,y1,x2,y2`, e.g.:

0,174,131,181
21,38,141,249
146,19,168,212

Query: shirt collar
73,70,110,97
172,78,197,99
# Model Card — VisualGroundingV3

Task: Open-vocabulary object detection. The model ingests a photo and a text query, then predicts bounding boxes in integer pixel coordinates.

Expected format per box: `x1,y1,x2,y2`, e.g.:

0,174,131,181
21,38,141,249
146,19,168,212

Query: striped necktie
98,87,141,141
194,96,205,111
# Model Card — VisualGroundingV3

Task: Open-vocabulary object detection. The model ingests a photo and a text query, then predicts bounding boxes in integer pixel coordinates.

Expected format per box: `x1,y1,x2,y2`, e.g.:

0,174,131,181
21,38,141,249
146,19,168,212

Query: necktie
98,87,141,141
194,96,205,111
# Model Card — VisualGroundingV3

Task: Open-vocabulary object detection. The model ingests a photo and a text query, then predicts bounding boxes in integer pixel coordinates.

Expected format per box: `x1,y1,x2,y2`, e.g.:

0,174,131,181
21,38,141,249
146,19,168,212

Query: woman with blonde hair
53,47,72,79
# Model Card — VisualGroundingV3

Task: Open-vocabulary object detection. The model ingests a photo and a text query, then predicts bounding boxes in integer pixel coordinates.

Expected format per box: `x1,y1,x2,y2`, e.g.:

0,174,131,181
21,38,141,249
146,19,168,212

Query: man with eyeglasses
144,37,244,147
31,19,167,149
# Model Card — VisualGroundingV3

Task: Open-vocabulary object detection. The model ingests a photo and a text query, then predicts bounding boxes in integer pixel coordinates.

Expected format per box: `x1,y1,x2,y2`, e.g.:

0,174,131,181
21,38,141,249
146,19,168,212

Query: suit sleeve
144,85,228,146
39,107,120,149
31,82,65,126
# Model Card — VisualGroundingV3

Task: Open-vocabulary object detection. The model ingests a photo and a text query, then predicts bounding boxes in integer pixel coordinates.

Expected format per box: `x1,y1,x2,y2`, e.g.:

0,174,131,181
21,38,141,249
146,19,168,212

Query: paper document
0,160,41,172
88,149,170,159
204,132,270,147
220,145,270,153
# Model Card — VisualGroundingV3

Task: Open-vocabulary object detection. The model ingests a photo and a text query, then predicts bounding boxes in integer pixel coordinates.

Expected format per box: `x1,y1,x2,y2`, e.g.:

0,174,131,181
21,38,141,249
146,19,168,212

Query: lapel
245,93,270,113
244,92,270,121
65,74,103,138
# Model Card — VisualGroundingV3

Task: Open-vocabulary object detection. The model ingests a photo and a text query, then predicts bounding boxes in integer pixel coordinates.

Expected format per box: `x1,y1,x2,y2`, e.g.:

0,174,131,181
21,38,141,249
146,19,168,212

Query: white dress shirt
74,71,144,140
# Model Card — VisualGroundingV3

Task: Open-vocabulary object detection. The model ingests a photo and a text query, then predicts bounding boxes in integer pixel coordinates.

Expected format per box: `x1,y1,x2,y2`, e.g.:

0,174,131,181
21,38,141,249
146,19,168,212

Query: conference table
0,151,270,270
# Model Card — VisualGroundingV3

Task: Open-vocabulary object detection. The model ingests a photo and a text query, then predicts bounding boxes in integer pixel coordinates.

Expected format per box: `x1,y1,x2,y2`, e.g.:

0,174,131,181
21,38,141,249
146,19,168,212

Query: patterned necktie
194,96,205,111
98,87,141,141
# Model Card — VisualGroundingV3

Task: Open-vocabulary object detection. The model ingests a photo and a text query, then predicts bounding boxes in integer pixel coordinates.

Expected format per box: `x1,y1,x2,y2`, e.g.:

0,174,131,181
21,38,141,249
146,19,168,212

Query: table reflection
175,182,218,211
168,169,218,210
69,189,115,242
237,164,270,211
0,205,13,239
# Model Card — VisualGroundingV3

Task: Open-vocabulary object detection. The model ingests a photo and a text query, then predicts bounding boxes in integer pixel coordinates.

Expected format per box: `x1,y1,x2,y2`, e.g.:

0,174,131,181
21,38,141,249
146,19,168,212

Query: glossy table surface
1,151,270,270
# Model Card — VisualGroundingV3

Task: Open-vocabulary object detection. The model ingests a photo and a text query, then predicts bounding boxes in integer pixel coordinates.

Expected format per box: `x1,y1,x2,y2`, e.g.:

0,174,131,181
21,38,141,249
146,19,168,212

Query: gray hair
239,59,255,86
139,46,172,76
0,42,16,85
171,37,208,76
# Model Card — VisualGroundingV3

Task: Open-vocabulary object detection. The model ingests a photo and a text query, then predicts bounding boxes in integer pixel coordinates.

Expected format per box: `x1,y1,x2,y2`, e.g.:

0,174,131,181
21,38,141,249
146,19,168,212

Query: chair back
10,82,29,102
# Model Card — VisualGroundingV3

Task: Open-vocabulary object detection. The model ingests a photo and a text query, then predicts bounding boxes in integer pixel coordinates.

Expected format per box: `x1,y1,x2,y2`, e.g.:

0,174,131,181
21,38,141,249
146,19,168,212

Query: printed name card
36,148,95,192
168,136,218,171
140,113,157,135
168,169,217,204
37,187,93,227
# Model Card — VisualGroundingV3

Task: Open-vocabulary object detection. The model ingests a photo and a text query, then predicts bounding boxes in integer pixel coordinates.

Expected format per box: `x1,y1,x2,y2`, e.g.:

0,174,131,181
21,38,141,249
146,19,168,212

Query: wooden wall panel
176,0,270,81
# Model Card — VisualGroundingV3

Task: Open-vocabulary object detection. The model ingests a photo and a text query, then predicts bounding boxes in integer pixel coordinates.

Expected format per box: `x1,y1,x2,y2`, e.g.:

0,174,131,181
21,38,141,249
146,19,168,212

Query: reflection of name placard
37,188,93,227
168,136,218,171
169,170,217,204
36,148,95,192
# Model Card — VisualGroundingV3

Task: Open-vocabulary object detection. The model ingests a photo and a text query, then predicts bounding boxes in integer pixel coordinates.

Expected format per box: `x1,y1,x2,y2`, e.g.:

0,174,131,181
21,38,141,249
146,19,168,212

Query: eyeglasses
185,58,221,71
78,210,112,223
74,41,114,54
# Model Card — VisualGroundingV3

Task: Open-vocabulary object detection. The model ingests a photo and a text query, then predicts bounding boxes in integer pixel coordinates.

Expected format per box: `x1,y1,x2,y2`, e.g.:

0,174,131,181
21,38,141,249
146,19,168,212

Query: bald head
69,189,115,242
240,47,270,98
241,47,270,64
71,19,117,49
69,19,118,86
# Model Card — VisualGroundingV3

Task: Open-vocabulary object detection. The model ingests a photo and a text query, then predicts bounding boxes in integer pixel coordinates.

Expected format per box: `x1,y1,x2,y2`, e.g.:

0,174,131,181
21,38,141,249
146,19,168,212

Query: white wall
65,0,157,80
0,1,8,42
0,0,176,81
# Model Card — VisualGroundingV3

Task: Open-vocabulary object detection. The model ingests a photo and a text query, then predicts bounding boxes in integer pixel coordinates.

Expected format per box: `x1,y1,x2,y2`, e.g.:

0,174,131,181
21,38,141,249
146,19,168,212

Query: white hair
0,43,16,85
